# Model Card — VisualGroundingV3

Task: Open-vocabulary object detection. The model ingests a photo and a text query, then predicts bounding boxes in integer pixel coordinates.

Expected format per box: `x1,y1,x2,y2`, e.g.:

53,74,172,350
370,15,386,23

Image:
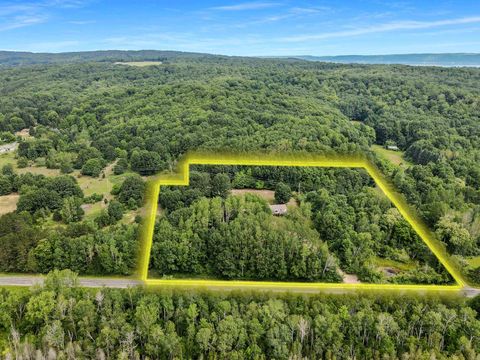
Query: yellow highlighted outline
138,152,468,294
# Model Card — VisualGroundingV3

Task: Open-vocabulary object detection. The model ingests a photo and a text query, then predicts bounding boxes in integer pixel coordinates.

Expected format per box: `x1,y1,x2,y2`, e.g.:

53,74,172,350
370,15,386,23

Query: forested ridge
0,52,480,357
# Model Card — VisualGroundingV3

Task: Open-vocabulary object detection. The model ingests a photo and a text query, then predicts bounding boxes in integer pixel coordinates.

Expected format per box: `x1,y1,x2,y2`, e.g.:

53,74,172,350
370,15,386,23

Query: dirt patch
0,194,20,215
338,269,361,284
15,128,32,139
379,267,400,278
342,274,361,284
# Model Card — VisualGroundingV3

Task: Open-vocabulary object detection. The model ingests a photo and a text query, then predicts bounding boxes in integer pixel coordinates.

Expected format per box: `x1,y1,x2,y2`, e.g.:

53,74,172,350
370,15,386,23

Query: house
385,145,400,151
269,204,287,216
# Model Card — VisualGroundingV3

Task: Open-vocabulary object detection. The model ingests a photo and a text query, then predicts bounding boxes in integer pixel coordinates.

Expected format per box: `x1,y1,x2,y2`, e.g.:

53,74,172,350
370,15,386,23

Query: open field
371,144,412,167
231,188,275,203
230,188,297,206
114,61,162,67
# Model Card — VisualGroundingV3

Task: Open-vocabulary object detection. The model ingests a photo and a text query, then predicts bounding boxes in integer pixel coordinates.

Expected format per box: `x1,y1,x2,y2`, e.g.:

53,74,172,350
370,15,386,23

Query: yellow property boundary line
137,152,468,294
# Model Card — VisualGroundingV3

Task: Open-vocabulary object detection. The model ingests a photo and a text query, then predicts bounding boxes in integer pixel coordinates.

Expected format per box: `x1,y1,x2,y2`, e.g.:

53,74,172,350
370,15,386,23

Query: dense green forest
0,270,480,359
153,166,452,284
0,54,479,281
0,52,479,356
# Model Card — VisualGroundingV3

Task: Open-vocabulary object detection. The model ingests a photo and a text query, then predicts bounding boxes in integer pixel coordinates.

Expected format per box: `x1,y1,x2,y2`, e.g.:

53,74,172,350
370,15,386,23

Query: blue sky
1,0,480,55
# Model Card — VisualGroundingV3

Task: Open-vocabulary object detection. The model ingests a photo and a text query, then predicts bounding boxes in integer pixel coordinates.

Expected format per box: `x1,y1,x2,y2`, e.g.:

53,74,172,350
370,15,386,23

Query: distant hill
0,50,217,67
293,53,480,67
2,50,480,68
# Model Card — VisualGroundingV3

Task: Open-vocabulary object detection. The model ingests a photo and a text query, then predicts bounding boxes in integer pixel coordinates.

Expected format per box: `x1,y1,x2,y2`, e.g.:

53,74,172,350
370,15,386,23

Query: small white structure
269,204,287,216
386,145,400,151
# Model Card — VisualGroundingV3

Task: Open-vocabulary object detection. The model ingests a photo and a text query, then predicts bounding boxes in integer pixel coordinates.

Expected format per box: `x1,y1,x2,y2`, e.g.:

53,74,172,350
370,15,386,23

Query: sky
0,0,480,56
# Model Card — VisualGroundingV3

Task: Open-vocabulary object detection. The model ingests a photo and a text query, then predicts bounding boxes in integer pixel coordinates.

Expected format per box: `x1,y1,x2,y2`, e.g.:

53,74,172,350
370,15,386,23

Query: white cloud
0,0,90,32
211,2,279,11
0,14,48,31
281,16,480,42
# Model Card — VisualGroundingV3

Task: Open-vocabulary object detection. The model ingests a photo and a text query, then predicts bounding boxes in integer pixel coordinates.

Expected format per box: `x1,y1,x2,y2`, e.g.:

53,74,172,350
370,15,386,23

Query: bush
0,175,12,195
17,157,29,168
211,173,231,198
118,175,145,208
60,197,84,223
17,188,63,214
274,182,291,204
84,193,103,204
81,158,104,177
1,164,14,176
130,150,163,175
113,158,128,175
107,200,124,223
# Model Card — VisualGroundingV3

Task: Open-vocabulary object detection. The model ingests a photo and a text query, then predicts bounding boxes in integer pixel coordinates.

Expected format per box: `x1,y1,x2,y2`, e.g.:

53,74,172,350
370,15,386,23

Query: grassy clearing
230,189,297,207
114,61,162,67
0,152,16,169
371,257,416,272
121,210,139,224
18,166,61,177
371,145,412,168
466,256,480,269
231,189,275,203
82,201,105,219
78,162,135,218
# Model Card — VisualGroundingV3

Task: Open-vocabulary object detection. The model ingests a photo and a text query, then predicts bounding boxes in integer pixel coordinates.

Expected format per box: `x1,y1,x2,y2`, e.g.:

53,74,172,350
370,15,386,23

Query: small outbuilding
385,145,400,151
269,204,287,216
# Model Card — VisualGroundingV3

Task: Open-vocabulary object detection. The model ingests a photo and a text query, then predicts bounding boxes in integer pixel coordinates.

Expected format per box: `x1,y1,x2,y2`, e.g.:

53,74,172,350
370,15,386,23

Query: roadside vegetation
0,270,479,359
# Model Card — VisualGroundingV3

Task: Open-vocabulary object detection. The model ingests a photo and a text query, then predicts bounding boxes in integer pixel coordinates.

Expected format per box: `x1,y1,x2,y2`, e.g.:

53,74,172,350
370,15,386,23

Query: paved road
1,276,480,297
0,276,142,288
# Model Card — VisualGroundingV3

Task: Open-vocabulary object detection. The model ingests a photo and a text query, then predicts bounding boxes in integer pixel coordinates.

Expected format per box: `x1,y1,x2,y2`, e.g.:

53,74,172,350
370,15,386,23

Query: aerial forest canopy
1,53,478,281
0,51,479,358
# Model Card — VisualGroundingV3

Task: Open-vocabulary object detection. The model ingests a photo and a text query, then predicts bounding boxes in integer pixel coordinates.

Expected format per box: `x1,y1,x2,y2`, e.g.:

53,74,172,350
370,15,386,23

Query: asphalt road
1,275,480,297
